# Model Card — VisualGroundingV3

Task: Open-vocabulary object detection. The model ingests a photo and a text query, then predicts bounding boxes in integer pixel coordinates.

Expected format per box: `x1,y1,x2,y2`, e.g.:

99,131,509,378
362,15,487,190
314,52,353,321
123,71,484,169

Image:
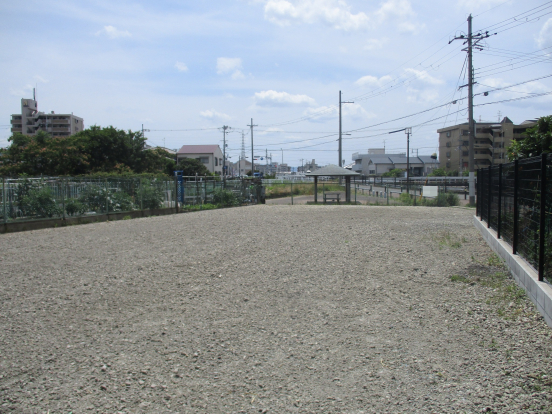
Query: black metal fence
477,153,552,282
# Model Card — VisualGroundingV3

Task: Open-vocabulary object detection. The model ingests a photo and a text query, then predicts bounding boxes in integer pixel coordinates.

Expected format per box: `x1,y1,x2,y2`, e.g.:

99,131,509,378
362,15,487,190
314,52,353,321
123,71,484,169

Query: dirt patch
0,206,550,413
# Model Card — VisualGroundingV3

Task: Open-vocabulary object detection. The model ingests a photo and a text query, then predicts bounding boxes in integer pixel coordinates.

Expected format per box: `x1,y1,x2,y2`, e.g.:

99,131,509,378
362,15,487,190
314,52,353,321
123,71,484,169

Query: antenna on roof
33,87,36,101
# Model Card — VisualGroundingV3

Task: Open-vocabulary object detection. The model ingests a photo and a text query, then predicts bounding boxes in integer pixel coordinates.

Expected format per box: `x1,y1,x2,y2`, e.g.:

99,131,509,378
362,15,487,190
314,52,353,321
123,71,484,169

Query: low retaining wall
474,216,552,328
1,207,177,234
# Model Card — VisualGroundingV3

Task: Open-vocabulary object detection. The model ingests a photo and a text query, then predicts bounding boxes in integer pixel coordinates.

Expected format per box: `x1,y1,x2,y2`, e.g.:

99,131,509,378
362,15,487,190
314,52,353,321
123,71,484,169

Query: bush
65,198,86,216
398,192,413,205
22,187,62,218
212,189,239,206
422,192,459,207
78,185,135,213
136,180,165,209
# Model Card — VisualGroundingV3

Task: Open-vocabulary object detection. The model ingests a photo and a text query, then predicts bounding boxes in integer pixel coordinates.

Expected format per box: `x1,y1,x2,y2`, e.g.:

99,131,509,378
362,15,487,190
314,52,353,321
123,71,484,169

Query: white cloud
264,0,371,31
355,74,393,87
537,18,552,49
404,68,443,85
406,87,439,103
375,0,415,20
200,109,231,123
95,25,131,39
175,62,188,72
254,90,316,107
302,103,374,122
33,75,49,83
457,0,506,10
217,57,242,74
231,70,246,80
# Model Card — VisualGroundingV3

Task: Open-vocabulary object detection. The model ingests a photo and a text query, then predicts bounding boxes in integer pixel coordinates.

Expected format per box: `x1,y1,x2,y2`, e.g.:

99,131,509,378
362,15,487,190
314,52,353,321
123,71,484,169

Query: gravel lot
0,205,551,413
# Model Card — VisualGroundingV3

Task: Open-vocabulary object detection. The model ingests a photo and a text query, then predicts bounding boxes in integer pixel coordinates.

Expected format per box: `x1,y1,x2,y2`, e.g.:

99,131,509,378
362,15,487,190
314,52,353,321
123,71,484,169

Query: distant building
232,158,252,176
177,145,224,174
351,150,438,176
297,159,320,173
437,117,537,173
10,95,84,137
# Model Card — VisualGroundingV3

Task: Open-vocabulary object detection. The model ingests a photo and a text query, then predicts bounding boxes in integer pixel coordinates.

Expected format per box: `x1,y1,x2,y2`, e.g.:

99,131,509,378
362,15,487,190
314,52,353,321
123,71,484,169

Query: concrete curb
474,215,552,328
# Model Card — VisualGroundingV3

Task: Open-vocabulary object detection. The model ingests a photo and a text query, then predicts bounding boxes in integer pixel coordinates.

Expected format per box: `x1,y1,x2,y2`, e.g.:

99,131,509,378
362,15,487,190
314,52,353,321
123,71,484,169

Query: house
176,145,224,174
351,150,438,176
437,117,537,173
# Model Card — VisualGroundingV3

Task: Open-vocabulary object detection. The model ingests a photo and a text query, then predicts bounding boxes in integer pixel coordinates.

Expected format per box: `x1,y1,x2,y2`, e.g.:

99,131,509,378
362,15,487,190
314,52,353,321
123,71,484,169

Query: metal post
140,178,143,211
386,185,389,205
314,176,318,203
539,153,547,281
175,175,179,213
61,178,66,220
513,160,519,255
105,178,109,214
406,128,411,194
291,182,293,205
497,163,502,239
2,177,6,224
487,166,492,229
468,14,476,206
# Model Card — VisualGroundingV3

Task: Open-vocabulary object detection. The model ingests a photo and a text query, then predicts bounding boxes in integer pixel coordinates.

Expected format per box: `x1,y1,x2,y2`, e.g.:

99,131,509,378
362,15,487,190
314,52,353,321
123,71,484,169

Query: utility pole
222,126,229,184
339,91,354,168
248,119,257,176
141,124,150,141
450,14,494,205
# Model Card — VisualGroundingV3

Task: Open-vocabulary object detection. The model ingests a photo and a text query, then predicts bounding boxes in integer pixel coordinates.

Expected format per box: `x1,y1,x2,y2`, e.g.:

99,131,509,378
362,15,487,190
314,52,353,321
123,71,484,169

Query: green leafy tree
176,158,212,176
508,116,552,160
382,168,404,177
429,167,448,177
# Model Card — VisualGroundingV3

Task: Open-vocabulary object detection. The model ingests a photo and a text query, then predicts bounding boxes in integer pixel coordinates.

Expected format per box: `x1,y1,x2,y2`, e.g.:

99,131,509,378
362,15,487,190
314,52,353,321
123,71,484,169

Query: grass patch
450,274,470,283
435,230,463,249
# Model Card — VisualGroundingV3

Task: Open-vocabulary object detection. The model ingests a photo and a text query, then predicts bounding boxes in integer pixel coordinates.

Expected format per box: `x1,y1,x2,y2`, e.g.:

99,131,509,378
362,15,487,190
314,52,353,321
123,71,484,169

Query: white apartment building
10,96,84,137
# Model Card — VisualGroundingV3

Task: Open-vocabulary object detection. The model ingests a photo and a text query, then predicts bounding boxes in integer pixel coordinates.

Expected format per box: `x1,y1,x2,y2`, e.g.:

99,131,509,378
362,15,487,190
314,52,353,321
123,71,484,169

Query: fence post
513,160,519,255
140,178,144,211
487,166,492,229
105,178,109,214
497,163,502,239
539,153,547,281
61,178,66,220
386,185,389,205
444,177,447,193
291,182,293,205
476,173,480,216
175,175,179,213
2,177,6,224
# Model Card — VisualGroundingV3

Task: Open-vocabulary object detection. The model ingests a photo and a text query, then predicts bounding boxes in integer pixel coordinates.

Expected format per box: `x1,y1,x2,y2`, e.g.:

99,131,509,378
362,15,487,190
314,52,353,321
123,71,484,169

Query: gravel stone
0,205,551,413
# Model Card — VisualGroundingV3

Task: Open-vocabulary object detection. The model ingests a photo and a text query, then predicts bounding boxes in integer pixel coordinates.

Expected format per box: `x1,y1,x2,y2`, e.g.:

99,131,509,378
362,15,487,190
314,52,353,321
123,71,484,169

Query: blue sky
1,0,551,167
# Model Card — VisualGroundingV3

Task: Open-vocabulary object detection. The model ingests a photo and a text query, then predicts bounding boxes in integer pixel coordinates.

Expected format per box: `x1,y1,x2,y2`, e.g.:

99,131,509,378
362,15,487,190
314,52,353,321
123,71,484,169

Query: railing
477,153,552,283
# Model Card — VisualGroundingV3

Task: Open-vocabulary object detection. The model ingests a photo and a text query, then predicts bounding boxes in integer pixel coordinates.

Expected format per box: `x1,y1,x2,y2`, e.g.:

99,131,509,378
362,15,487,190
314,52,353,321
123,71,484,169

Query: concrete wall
474,216,552,329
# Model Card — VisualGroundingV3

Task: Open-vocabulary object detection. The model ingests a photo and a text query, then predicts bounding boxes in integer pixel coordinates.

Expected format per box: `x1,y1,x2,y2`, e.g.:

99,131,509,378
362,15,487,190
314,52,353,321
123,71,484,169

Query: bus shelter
306,164,360,203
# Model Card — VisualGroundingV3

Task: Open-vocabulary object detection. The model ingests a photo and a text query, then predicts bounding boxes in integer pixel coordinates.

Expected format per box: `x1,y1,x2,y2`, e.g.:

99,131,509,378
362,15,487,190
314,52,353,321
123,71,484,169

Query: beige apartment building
10,96,84,137
437,117,537,173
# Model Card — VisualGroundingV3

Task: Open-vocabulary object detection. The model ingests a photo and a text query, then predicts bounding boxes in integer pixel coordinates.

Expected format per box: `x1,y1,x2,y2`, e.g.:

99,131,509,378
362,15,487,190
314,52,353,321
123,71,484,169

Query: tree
429,167,448,177
175,158,212,176
382,168,404,178
0,126,177,176
508,116,552,160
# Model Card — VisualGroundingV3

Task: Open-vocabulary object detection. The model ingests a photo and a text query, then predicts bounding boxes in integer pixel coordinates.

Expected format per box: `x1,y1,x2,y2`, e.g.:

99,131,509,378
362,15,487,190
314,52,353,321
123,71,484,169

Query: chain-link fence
477,154,552,283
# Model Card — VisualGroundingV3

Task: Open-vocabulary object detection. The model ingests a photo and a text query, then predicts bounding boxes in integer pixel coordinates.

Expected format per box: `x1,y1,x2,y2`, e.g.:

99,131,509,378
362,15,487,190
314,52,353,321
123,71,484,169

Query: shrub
78,185,135,213
136,180,165,209
398,192,412,205
212,189,239,206
65,198,86,216
22,187,62,218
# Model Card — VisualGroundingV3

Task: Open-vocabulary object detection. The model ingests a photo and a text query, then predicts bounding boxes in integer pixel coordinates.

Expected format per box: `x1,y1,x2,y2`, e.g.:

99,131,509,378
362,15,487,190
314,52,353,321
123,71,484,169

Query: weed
450,274,470,283
487,253,503,267
435,230,463,249
123,215,132,220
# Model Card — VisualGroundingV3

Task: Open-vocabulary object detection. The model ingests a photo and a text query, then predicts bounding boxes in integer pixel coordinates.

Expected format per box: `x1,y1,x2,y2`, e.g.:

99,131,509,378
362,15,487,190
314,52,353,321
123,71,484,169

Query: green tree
429,167,448,177
382,168,404,177
175,158,212,176
507,116,552,160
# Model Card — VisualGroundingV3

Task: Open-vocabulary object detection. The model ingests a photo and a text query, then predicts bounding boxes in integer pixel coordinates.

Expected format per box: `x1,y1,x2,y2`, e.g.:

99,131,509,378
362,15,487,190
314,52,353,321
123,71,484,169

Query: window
198,157,209,164
369,169,375,174
462,151,469,156
446,131,451,137
462,129,469,136
446,142,451,147
215,158,218,166
446,162,451,168
463,140,469,146
446,152,451,158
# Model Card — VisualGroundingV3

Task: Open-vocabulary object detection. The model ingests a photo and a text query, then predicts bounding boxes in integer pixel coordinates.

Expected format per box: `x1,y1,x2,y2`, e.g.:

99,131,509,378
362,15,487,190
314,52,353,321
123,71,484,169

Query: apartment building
10,96,84,137
437,117,537,173
351,150,438,176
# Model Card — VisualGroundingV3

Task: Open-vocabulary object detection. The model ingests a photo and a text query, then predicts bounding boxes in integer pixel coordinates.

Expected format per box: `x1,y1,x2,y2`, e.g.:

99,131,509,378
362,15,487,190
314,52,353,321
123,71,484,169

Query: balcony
11,127,22,132
51,127,70,132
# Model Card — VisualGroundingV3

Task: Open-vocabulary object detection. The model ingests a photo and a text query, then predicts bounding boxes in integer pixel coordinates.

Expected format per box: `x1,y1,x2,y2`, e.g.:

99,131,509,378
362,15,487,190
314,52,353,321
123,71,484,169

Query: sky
1,0,552,168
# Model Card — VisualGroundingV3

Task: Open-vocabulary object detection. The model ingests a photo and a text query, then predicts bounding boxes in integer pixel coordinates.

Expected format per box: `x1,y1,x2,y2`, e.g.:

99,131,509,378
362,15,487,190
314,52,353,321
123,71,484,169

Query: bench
324,193,340,203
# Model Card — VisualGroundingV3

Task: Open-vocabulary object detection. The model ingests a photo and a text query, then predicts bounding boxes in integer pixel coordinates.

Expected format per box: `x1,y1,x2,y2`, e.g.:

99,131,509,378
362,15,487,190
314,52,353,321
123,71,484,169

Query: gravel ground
0,205,551,413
